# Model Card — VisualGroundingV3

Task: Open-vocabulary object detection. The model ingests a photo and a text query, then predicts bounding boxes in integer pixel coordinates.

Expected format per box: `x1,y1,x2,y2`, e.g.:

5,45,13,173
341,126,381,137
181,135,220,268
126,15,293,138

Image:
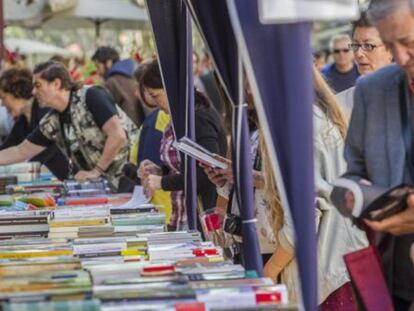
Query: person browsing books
137,59,227,230
342,0,414,308
0,61,136,190
0,67,69,180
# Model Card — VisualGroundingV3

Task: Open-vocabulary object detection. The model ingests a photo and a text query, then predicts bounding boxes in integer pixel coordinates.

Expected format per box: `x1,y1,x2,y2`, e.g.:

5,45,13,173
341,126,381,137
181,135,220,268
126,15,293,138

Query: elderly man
344,0,414,309
322,34,360,93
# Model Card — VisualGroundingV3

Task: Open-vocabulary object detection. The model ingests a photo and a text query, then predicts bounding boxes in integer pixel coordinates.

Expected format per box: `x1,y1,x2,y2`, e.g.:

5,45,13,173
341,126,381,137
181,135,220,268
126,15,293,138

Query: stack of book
48,206,110,239
0,269,93,303
0,210,50,239
0,162,41,183
73,236,147,263
148,241,222,262
0,180,292,310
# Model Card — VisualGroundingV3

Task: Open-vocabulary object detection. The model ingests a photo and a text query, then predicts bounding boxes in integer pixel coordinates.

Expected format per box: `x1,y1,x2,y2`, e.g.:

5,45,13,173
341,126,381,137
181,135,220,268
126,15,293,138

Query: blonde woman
262,66,368,310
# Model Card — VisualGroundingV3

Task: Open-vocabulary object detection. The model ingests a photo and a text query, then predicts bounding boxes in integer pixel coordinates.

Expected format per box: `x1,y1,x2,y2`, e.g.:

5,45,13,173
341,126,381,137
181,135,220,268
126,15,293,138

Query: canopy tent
145,0,197,230
5,37,70,56
42,0,149,38
4,0,148,44
4,0,46,28
185,0,263,275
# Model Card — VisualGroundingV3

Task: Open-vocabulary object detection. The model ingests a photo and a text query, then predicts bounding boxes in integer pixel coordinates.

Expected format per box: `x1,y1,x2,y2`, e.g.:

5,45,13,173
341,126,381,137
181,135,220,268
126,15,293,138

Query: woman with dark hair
137,59,227,230
0,61,137,189
0,67,69,180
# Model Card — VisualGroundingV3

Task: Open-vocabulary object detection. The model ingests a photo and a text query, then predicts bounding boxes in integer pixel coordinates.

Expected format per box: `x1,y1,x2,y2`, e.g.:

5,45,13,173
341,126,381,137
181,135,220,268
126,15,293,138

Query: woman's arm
263,244,294,280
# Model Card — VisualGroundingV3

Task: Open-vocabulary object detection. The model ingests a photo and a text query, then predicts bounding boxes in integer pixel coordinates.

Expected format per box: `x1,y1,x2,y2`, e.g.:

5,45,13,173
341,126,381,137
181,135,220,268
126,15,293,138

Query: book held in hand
331,178,414,222
173,137,228,169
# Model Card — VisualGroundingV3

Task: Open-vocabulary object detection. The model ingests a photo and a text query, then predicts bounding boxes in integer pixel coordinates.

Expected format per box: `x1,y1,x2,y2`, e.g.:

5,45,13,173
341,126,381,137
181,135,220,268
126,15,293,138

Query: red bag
344,246,394,311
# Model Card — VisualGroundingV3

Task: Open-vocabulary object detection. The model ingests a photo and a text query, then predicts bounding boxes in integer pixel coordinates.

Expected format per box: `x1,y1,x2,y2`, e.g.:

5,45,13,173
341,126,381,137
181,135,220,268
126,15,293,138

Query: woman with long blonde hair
262,66,367,310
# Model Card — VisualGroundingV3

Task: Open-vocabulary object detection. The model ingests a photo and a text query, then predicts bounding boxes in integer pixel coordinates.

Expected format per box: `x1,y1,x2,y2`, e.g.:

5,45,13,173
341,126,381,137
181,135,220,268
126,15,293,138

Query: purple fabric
226,0,317,309
146,0,197,229
186,0,263,275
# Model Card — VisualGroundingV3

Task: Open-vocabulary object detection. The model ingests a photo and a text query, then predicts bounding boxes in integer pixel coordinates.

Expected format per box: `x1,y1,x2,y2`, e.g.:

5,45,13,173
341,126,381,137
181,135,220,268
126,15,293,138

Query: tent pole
0,0,4,69
95,20,102,47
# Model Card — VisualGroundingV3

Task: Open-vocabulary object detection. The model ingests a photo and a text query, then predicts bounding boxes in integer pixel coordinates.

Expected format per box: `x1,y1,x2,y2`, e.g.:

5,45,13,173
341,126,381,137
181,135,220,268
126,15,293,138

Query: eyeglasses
348,43,384,52
333,48,351,54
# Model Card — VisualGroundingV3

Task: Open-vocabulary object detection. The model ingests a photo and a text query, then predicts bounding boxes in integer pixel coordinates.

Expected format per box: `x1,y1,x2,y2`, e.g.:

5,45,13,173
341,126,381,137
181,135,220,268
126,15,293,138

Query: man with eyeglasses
341,0,414,309
336,12,393,116
322,34,360,93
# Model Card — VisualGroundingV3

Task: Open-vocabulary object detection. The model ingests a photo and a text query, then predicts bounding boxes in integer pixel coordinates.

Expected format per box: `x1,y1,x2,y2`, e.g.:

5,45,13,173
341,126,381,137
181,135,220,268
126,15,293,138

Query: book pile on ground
48,205,110,239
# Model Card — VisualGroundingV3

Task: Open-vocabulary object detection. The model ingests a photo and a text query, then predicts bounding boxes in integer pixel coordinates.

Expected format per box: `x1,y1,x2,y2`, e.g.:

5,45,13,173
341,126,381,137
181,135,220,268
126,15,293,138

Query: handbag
344,246,393,311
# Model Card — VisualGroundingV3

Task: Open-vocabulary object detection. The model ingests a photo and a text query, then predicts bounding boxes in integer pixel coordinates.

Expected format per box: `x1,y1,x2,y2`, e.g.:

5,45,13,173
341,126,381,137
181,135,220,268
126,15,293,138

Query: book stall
0,162,293,311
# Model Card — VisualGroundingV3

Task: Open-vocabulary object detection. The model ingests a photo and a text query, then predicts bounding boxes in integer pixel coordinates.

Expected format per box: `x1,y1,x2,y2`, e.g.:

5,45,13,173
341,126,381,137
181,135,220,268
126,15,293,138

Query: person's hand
365,194,414,235
142,174,162,197
74,169,101,181
200,155,233,187
137,160,162,179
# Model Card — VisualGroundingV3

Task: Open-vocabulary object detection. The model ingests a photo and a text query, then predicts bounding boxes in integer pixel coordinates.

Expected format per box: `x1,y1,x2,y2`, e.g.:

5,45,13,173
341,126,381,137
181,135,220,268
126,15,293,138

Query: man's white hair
329,34,351,52
367,0,413,24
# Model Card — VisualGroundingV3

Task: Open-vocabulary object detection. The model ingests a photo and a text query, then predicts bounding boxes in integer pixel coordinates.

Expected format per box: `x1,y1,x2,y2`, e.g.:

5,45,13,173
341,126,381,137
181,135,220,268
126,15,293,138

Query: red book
64,197,108,205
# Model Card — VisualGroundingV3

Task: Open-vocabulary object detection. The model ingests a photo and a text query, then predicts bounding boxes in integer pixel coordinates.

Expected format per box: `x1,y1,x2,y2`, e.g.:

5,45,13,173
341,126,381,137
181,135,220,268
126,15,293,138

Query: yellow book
49,218,107,227
0,250,73,259
120,249,146,257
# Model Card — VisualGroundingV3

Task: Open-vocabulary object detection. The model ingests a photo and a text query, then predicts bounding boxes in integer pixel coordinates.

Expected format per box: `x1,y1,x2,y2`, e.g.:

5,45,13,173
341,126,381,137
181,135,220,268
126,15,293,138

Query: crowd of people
0,0,413,309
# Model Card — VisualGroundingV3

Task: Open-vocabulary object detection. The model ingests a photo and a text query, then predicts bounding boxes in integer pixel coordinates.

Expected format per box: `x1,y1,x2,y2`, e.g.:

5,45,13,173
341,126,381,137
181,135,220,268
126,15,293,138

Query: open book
331,178,414,222
173,137,228,169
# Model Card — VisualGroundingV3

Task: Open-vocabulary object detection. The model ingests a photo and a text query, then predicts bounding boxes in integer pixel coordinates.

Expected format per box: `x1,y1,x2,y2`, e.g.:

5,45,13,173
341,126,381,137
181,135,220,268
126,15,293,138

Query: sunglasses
333,48,351,54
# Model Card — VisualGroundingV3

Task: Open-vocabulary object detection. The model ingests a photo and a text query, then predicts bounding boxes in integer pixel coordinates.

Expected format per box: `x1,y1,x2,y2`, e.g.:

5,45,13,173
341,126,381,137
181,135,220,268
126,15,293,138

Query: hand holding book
331,178,414,234
200,155,233,188
364,195,414,235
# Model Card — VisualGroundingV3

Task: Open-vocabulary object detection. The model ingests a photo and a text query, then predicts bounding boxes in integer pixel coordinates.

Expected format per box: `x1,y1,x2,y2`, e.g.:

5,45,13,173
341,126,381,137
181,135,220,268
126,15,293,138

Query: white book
173,136,228,169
